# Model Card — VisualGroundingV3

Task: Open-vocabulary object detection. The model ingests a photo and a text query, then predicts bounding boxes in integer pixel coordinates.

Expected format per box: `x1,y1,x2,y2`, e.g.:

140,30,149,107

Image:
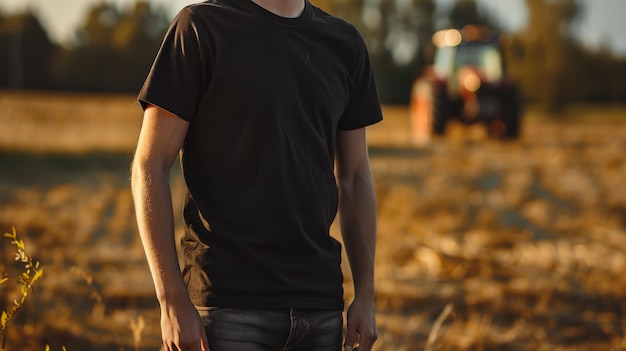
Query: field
0,91,625,350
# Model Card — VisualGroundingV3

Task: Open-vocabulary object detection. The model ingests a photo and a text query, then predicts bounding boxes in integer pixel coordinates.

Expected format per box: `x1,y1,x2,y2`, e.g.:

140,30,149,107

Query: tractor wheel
488,88,521,139
431,85,448,135
502,88,521,138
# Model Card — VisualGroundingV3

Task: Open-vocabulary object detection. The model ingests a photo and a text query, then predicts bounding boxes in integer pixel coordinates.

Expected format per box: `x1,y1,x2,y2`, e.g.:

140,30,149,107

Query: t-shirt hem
190,295,344,311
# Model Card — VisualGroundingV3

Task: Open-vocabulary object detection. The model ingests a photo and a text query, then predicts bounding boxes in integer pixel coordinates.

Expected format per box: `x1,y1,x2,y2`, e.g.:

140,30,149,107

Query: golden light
463,72,481,92
432,29,462,47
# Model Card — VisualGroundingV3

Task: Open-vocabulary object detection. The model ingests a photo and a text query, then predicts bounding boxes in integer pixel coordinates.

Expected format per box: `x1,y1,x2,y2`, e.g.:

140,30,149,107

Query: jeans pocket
195,306,222,327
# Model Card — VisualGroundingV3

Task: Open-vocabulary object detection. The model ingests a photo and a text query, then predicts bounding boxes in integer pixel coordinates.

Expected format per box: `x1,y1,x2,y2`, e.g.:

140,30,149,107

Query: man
131,0,382,349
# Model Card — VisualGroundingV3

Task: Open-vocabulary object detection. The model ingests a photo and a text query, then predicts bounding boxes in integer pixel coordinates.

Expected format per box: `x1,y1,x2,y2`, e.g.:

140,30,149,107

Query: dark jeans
197,307,343,351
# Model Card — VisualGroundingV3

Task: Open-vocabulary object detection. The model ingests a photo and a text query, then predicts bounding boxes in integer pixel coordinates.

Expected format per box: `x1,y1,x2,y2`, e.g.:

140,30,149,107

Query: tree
331,0,436,103
507,0,581,111
0,10,56,89
111,1,169,91
58,1,168,92
449,0,499,30
54,2,119,91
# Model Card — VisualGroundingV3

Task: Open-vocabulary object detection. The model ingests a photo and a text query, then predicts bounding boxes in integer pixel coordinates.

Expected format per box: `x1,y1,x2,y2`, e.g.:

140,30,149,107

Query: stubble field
0,91,625,350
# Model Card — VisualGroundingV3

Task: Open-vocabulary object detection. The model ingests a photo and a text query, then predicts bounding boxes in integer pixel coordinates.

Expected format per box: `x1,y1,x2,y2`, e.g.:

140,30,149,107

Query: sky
0,0,625,56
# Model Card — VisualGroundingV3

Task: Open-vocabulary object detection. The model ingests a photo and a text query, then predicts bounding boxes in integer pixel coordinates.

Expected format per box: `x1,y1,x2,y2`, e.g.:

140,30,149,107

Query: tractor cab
410,26,521,144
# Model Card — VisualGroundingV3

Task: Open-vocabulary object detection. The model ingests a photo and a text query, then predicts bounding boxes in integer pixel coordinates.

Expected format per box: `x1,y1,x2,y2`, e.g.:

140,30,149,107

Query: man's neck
249,0,305,18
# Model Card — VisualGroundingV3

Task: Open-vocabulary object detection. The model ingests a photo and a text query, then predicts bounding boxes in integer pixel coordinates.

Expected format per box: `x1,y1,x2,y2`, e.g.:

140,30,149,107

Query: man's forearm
131,164,188,303
339,170,377,297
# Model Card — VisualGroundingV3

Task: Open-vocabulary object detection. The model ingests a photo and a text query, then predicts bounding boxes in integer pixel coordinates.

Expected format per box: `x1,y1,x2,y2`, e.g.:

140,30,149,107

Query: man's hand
161,299,210,351
344,296,377,351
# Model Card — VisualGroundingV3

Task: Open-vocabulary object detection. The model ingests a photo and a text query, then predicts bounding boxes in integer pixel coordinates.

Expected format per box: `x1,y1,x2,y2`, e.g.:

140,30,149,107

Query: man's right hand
161,299,210,351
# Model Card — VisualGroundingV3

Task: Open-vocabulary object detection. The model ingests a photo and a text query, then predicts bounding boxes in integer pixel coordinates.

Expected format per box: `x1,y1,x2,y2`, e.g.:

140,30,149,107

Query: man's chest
205,26,354,120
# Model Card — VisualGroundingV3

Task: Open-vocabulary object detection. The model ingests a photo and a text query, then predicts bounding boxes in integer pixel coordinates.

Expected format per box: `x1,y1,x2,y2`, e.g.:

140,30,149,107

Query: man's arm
131,105,209,351
335,127,378,351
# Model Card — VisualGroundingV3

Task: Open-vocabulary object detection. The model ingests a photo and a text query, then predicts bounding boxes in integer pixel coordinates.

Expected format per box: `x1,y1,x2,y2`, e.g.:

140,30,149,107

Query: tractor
410,25,521,144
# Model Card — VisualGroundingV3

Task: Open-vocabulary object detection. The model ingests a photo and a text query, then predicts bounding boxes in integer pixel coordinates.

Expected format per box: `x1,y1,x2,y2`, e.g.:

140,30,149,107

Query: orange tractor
410,26,521,144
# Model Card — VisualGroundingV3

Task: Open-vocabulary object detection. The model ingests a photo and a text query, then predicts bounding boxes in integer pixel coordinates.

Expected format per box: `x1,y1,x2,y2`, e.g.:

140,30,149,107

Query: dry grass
0,91,625,350
368,107,626,350
0,90,141,153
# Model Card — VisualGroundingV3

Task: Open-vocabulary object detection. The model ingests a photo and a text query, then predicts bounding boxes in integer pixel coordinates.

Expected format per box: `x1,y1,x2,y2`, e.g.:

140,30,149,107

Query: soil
0,93,625,350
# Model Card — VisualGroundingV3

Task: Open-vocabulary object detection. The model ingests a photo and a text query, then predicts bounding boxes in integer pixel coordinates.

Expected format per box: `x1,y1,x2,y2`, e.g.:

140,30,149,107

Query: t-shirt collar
240,0,313,26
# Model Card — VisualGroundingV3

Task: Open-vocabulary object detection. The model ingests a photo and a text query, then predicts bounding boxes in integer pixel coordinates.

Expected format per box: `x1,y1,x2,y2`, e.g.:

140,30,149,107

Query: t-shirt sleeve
137,7,209,122
337,29,383,131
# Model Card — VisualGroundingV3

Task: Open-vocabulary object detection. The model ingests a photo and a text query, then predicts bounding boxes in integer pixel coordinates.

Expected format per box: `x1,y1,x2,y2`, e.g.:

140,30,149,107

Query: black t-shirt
138,0,383,310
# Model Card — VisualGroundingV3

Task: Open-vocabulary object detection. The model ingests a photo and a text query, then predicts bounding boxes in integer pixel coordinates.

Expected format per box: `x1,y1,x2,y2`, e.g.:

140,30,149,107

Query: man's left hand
344,296,377,351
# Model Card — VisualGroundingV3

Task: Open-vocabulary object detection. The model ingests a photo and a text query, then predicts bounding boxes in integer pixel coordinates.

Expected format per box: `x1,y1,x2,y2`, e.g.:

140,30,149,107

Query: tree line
0,0,624,108
0,1,169,92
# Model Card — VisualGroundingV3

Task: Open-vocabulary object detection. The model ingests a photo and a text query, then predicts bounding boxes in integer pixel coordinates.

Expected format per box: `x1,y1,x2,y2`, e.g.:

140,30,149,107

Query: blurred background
0,0,625,350
0,0,624,106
